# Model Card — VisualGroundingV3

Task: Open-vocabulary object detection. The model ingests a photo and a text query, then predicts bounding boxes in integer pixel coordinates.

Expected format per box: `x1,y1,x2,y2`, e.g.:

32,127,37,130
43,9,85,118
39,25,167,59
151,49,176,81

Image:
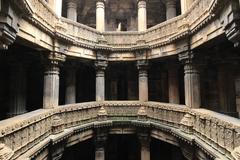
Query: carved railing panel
16,0,227,52
0,101,239,160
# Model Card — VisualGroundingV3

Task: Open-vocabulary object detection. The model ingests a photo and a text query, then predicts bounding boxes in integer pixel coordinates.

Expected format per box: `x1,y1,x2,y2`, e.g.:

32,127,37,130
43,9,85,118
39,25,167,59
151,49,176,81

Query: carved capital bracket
0,1,21,50
178,51,195,64
44,52,66,73
95,129,108,149
137,59,149,71
138,130,151,147
224,0,240,47
95,51,108,72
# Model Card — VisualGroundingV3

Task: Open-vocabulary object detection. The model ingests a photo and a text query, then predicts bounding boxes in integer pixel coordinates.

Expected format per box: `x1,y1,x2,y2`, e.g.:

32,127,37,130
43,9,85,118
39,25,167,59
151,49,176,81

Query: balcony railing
0,101,239,160
15,0,225,52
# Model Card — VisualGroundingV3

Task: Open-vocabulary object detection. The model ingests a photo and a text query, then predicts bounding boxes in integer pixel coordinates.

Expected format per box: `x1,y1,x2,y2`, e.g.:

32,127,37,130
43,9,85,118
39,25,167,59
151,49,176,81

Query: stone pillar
179,53,201,108
96,0,105,32
95,54,108,101
137,60,148,102
168,67,180,104
55,0,63,17
166,0,177,20
67,0,77,21
95,130,107,160
138,132,150,160
218,65,238,117
181,0,194,14
65,68,76,104
138,0,147,31
43,53,65,109
8,64,27,117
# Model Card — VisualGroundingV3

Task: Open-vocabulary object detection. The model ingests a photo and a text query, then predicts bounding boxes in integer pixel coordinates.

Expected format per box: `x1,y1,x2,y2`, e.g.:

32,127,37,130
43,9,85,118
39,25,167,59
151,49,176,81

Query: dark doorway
61,139,95,160
106,135,140,160
151,138,186,160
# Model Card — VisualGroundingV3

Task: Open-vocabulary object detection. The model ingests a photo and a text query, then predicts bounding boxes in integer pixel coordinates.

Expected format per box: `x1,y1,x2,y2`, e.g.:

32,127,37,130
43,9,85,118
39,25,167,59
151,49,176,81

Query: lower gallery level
1,38,239,120
0,35,239,160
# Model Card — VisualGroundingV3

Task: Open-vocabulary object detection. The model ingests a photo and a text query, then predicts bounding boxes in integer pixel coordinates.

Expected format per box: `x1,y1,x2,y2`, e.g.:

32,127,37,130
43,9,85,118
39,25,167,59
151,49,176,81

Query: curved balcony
0,101,239,160
14,0,228,59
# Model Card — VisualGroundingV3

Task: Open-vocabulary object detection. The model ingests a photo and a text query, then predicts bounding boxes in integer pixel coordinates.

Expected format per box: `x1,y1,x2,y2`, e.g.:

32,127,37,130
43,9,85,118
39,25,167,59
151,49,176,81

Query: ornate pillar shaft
43,53,65,109
137,60,148,102
8,64,27,117
138,132,150,160
184,63,201,108
56,0,63,17
166,0,177,20
168,67,180,104
65,69,76,104
95,56,108,101
96,0,105,32
95,130,107,160
138,0,147,31
67,0,77,21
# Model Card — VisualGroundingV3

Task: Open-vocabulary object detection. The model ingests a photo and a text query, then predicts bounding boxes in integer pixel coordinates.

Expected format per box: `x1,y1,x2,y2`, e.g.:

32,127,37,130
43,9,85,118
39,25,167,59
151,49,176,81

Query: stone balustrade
0,101,239,160
14,0,226,53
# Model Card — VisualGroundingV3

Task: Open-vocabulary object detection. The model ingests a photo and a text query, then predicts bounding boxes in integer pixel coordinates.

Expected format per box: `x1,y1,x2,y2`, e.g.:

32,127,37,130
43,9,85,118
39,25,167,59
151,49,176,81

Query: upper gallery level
3,0,240,61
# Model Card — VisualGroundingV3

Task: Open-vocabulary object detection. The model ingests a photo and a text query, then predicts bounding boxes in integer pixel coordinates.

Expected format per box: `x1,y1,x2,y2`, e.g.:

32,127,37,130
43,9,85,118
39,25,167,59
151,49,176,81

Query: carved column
137,60,149,102
96,0,106,32
8,63,27,117
67,0,77,21
166,0,177,20
95,130,107,160
43,53,65,109
65,68,76,104
95,53,108,101
168,67,180,104
218,65,238,117
138,0,147,31
179,52,201,108
138,132,150,160
180,0,193,14
55,0,63,17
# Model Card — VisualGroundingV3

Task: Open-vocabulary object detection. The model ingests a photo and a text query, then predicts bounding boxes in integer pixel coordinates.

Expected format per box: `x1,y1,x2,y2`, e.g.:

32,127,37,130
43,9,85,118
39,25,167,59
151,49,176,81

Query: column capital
137,60,149,71
95,52,108,72
138,130,151,154
95,129,108,148
178,51,195,64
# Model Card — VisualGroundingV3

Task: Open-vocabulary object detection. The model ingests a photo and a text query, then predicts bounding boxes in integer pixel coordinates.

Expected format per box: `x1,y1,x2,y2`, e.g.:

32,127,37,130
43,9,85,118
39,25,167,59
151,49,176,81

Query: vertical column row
179,52,201,108
67,0,78,22
95,53,108,101
166,0,177,20
65,68,76,104
138,0,147,31
96,0,106,32
8,63,27,117
43,52,66,109
137,60,149,102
